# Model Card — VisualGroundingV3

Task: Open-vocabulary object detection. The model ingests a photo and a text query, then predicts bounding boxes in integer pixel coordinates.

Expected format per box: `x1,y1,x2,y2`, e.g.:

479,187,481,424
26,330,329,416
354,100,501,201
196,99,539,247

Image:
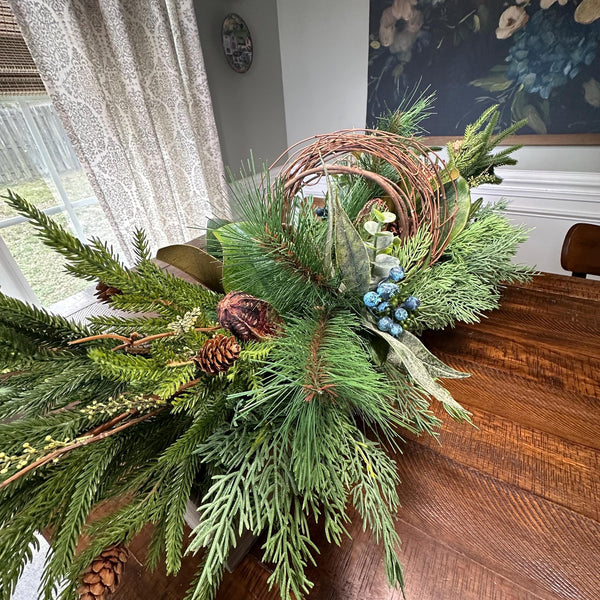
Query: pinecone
216,291,280,341
95,282,123,304
193,334,241,374
77,544,129,600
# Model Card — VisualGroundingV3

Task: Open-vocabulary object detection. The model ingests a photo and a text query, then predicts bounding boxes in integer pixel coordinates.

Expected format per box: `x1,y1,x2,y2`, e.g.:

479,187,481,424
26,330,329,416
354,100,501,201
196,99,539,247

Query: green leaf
470,67,512,92
330,189,371,293
372,254,400,281
206,217,231,260
375,231,394,251
372,208,386,223
523,104,547,135
445,176,471,243
469,197,484,219
214,223,267,296
364,221,380,236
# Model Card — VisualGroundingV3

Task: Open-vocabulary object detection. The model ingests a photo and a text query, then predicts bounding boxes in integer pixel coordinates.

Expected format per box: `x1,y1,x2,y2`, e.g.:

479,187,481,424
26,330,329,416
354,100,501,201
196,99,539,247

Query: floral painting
367,0,600,138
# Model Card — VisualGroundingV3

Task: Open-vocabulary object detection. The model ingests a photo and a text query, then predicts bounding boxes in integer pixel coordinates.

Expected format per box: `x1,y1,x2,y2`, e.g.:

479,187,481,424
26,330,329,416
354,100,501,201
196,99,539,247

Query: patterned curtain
10,0,227,259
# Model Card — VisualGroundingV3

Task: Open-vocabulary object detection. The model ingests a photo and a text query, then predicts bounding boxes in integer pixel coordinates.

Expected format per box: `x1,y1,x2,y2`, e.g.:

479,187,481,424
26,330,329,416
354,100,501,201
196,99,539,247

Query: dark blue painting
367,0,600,138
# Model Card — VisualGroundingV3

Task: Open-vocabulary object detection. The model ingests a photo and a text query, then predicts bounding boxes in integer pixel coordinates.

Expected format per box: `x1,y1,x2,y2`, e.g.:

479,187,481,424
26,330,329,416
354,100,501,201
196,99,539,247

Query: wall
193,0,287,171
276,0,369,147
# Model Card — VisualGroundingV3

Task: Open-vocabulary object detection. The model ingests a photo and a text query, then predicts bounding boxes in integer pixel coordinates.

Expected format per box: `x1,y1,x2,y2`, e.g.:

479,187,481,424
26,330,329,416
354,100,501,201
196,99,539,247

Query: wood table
111,273,600,600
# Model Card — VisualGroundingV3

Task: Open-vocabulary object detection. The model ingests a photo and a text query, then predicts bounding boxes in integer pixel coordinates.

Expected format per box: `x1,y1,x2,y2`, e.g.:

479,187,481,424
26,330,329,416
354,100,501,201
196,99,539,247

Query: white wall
276,0,369,148
193,0,288,171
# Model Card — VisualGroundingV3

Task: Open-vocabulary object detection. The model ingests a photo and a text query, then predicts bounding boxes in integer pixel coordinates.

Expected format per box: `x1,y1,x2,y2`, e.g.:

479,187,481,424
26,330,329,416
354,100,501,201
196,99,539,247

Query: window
0,0,121,308
0,96,122,307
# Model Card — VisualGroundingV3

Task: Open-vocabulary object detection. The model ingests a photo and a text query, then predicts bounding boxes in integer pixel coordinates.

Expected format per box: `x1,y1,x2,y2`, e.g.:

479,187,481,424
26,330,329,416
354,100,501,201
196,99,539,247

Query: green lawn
1,172,122,306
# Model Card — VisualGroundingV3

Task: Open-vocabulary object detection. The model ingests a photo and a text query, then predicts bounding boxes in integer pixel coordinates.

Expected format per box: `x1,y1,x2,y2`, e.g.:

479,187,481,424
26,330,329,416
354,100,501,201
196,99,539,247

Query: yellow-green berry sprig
0,436,74,475
80,394,167,419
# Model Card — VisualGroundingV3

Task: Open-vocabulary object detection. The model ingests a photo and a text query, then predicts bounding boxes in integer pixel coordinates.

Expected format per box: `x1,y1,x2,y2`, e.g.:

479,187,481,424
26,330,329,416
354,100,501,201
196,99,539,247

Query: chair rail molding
478,169,600,275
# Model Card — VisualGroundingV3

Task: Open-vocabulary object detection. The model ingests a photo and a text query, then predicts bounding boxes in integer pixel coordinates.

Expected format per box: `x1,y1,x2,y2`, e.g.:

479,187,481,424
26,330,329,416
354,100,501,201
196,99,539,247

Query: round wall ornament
221,13,253,73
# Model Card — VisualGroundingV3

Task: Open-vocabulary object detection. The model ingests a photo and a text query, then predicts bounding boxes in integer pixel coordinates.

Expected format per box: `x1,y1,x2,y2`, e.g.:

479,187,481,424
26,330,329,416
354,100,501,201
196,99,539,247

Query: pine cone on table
77,544,129,600
95,282,123,304
194,334,241,374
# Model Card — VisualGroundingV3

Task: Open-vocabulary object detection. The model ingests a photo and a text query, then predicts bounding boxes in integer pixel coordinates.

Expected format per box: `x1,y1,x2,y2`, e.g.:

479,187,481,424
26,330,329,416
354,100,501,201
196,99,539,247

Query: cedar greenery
0,102,532,600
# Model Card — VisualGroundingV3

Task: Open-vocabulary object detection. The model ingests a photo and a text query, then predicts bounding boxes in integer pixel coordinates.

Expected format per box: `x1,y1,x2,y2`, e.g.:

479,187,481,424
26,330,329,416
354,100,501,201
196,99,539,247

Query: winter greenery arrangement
0,100,533,600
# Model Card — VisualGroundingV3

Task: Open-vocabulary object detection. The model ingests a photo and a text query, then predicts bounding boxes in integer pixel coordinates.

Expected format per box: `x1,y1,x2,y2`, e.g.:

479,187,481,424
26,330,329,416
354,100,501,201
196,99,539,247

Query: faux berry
314,206,328,218
376,301,390,313
390,323,403,337
378,317,393,332
394,307,408,321
363,291,382,308
403,296,420,311
377,282,399,300
388,266,405,282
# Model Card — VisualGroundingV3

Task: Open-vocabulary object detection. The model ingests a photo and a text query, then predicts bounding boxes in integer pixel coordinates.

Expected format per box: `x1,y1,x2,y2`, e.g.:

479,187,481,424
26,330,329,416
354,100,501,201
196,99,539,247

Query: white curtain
10,0,227,259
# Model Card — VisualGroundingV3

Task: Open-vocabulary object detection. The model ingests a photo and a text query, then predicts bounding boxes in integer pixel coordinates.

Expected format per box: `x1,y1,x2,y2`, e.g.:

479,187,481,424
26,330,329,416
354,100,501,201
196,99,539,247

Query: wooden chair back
560,223,600,278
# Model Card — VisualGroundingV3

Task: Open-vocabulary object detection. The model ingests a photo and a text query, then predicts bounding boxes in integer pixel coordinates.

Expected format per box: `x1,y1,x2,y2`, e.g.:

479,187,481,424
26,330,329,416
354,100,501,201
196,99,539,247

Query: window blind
0,0,45,95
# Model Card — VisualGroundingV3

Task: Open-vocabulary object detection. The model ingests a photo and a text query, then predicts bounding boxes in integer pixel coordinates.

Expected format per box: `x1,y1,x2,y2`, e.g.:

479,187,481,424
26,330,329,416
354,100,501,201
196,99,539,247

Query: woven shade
0,0,45,95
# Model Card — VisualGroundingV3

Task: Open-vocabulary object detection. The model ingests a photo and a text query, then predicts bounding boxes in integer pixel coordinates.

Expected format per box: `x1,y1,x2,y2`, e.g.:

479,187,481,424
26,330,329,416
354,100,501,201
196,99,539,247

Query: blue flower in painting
506,6,600,100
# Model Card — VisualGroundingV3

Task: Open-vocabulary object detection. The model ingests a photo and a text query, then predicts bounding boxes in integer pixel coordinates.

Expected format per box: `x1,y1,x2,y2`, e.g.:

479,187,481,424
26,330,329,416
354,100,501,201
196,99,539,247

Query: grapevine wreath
0,101,533,600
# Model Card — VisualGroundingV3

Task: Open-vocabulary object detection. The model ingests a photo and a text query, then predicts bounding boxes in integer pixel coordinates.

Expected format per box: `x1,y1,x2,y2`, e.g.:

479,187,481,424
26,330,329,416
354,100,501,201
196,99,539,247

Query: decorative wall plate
221,13,253,73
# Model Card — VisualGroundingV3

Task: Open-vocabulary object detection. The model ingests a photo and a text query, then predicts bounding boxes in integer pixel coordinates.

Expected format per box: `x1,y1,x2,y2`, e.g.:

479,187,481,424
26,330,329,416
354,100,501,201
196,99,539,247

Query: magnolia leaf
364,221,380,235
445,176,471,243
363,320,472,422
156,244,224,293
331,189,371,293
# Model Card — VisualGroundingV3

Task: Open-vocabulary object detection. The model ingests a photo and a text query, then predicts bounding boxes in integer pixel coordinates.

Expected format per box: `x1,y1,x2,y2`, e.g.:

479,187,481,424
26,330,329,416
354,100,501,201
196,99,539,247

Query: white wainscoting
478,169,600,275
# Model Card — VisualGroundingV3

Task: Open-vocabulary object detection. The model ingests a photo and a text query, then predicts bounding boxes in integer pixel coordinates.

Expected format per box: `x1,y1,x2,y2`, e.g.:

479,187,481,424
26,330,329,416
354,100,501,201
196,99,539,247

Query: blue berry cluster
362,266,421,337
507,7,600,100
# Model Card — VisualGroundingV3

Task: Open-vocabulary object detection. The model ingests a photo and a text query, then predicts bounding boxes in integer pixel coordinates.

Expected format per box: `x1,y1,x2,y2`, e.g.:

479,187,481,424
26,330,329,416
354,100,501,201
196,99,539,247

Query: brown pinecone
77,544,129,600
217,291,280,341
194,334,241,374
95,282,123,304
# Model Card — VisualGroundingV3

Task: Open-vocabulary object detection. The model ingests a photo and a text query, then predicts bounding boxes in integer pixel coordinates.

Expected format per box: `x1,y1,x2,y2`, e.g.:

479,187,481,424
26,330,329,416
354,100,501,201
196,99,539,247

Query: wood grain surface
112,273,600,600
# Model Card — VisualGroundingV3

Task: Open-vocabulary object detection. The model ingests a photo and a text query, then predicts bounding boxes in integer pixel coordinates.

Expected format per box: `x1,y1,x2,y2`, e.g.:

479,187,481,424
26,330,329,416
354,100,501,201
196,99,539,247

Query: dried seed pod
217,291,280,341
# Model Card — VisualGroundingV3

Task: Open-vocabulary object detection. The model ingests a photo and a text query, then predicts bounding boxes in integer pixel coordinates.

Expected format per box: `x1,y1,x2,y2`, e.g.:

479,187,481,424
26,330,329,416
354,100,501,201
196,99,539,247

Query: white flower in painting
379,7,398,47
540,0,567,8
392,0,418,21
574,0,600,23
583,78,600,108
496,6,529,39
